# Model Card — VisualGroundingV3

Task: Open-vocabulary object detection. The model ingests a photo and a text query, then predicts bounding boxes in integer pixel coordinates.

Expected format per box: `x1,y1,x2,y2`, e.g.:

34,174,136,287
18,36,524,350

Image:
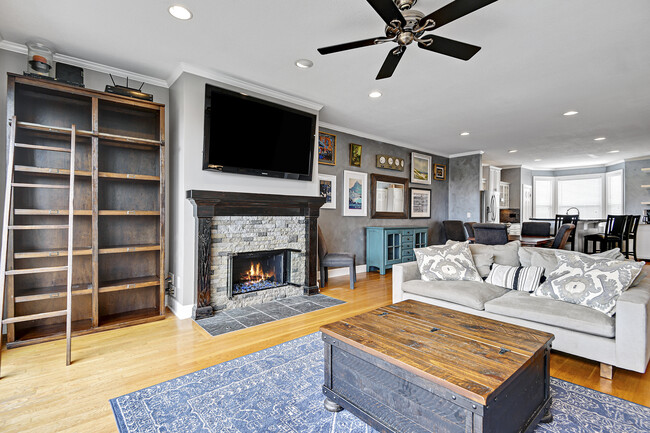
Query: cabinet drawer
403,229,414,235
402,256,416,263
402,241,414,249
402,248,414,257
402,235,414,243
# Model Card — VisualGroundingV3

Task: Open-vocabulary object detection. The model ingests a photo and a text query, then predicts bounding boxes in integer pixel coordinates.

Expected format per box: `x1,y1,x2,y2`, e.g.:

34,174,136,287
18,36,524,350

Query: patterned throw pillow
533,251,644,316
415,242,483,282
485,264,545,292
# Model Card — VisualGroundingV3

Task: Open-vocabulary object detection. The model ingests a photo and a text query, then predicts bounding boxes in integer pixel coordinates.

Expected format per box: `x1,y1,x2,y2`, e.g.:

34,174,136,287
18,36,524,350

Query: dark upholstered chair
473,223,509,245
464,222,476,239
584,215,627,254
318,226,356,290
623,215,640,260
554,214,579,250
521,222,551,237
551,224,575,249
443,220,467,242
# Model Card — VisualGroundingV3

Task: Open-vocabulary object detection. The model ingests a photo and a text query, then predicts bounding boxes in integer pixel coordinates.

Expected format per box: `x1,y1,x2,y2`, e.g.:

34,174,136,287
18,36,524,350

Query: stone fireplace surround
187,190,325,319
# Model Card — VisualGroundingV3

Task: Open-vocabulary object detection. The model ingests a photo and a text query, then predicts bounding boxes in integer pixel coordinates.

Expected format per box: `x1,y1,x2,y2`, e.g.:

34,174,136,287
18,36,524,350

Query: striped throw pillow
486,264,545,292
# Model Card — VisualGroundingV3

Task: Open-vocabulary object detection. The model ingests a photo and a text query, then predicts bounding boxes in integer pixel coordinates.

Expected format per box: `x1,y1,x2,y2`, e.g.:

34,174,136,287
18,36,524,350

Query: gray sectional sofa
392,245,650,376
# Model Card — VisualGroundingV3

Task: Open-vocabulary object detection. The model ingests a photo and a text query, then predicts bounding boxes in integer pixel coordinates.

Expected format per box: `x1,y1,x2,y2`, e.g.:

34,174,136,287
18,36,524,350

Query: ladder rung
12,183,70,189
15,143,71,153
8,225,69,230
6,265,68,275
2,310,68,324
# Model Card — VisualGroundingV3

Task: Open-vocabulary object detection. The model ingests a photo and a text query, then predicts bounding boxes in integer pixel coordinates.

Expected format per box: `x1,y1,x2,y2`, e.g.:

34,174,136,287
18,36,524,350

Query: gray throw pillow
469,241,521,267
533,251,644,316
472,252,495,278
520,247,626,274
415,241,483,282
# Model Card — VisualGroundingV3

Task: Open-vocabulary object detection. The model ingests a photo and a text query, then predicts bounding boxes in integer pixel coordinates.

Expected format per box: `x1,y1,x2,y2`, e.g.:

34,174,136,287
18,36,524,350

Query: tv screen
203,84,316,181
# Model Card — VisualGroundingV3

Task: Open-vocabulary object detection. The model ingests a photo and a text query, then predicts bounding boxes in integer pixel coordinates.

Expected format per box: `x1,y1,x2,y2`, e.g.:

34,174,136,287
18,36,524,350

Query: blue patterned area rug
110,333,650,433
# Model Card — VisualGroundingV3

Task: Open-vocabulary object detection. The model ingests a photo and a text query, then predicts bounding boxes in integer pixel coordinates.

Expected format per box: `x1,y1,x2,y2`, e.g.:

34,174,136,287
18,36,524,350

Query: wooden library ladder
0,116,77,377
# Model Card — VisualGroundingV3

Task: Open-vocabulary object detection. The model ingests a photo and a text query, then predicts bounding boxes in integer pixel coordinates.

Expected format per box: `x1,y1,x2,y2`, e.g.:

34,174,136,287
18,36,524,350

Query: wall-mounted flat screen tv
203,84,316,181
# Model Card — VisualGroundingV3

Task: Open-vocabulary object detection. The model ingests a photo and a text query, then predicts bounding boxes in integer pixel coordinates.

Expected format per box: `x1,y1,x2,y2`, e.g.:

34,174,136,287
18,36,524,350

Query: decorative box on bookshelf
5,73,165,348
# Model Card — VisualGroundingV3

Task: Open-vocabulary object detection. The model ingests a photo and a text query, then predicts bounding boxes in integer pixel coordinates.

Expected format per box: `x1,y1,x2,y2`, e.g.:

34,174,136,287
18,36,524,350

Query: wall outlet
466,212,471,219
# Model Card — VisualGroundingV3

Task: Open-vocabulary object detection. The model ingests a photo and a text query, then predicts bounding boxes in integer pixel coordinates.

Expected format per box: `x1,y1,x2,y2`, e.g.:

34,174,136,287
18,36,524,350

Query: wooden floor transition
0,271,648,432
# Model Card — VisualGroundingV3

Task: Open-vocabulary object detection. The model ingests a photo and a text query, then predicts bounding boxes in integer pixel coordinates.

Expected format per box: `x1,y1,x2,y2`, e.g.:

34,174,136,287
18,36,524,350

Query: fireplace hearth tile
288,301,326,314
275,295,314,306
307,294,347,307
235,311,276,327
222,306,259,318
253,302,300,320
197,317,246,335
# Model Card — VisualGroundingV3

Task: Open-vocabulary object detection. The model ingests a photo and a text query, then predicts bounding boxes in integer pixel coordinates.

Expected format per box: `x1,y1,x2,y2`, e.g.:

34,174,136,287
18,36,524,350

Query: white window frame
555,173,605,219
533,176,555,219
605,169,625,215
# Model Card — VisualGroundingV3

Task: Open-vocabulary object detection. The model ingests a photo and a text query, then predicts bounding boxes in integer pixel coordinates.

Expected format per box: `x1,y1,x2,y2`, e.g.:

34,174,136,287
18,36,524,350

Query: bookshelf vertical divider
5,73,165,348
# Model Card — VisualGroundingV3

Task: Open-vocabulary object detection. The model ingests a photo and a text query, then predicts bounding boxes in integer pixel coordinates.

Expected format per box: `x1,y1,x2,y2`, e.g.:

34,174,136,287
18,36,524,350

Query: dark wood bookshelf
5,73,165,346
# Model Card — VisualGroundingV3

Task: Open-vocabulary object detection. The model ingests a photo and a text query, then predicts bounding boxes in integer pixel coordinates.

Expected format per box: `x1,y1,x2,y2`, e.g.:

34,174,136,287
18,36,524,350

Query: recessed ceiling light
594,137,606,141
368,91,382,98
169,5,192,20
607,150,620,154
508,149,518,153
534,159,542,162
563,110,579,116
587,154,599,159
460,132,470,136
295,59,313,69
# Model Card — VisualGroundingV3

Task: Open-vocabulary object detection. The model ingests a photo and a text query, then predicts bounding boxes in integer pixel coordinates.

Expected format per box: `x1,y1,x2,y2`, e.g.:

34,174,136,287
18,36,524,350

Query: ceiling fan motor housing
394,0,417,10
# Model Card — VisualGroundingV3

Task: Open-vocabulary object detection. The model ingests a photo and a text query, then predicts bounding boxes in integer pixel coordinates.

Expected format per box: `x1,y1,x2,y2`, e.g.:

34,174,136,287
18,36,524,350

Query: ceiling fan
317,0,498,79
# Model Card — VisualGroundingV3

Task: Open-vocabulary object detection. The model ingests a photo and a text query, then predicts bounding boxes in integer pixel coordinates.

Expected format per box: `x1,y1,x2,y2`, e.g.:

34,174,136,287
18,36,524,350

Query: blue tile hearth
110,333,650,433
195,294,345,337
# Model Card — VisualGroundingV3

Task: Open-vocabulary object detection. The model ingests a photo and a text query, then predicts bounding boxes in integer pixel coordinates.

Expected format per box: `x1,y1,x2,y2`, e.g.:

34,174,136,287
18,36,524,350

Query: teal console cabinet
365,226,428,275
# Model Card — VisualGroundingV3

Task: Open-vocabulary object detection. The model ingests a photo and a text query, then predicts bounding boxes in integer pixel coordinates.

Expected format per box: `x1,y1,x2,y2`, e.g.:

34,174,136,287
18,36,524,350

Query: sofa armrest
392,261,421,304
615,270,650,373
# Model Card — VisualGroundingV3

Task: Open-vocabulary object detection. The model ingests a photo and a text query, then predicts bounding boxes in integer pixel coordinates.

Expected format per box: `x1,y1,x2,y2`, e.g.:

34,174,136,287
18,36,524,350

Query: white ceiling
2,0,649,168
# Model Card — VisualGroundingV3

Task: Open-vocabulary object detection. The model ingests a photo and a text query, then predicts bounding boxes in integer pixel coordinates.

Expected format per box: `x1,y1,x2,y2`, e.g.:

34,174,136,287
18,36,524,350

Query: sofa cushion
401,280,508,311
414,242,483,282
485,290,615,338
469,241,520,267
533,251,644,316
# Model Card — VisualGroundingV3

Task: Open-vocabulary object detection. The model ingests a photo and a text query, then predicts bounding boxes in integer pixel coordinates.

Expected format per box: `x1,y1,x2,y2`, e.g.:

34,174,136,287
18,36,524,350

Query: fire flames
242,262,275,284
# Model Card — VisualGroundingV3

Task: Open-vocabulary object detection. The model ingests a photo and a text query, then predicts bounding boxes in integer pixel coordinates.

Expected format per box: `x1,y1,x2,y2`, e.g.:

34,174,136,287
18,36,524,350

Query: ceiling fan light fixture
563,110,579,116
369,91,382,98
168,5,192,20
295,59,313,69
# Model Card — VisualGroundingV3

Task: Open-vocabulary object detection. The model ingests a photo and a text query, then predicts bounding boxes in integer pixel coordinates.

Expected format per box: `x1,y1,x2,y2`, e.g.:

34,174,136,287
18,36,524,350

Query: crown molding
318,121,449,158
168,62,323,112
0,39,169,88
448,150,484,158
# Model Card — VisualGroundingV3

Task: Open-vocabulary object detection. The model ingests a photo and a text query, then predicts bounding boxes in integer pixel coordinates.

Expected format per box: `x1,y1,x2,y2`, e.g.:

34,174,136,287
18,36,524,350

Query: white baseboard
319,264,367,279
165,295,194,319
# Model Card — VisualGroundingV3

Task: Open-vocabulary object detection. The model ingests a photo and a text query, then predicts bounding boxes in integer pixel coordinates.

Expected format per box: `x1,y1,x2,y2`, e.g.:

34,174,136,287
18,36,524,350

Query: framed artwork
410,152,431,185
434,164,447,181
318,174,337,209
349,143,362,167
410,188,431,219
343,170,368,217
318,131,336,165
376,154,405,171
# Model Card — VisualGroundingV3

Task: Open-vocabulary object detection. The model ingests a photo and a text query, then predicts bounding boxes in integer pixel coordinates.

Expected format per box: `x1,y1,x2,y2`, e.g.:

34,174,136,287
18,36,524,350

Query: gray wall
625,157,650,215
318,127,449,264
448,153,481,223
501,167,522,209
521,167,533,187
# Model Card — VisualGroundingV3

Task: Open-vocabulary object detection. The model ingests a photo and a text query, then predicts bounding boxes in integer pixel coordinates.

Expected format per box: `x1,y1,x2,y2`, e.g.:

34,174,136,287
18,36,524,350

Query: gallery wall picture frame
350,143,362,167
318,174,337,210
410,152,431,185
410,188,431,219
376,154,405,171
434,164,447,181
343,170,368,217
318,131,336,165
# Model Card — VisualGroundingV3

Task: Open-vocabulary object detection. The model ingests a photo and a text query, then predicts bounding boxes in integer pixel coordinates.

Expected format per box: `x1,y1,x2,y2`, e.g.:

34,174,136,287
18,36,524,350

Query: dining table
467,235,555,247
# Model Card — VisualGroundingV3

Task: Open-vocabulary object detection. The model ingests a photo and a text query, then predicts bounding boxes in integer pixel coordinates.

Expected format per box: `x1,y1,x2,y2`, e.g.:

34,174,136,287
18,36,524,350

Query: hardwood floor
0,271,648,432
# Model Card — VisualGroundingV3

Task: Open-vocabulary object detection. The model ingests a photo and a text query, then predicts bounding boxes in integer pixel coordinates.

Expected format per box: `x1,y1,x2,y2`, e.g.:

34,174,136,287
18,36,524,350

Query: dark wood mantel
187,190,325,318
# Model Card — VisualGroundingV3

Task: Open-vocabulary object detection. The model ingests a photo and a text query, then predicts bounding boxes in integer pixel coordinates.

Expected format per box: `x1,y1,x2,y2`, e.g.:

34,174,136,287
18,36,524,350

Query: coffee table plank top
321,300,554,405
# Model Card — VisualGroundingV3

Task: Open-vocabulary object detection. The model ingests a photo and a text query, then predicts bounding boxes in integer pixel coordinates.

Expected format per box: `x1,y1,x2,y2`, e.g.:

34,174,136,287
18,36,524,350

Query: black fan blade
318,37,384,55
420,0,498,30
417,35,481,60
366,0,406,27
376,47,406,80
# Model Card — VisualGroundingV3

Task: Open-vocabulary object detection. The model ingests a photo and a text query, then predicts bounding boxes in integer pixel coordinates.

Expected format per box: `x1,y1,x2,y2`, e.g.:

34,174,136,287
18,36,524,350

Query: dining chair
473,223,509,245
554,214,579,250
551,224,575,249
521,222,551,237
623,215,640,260
318,226,356,290
583,215,627,254
443,220,467,242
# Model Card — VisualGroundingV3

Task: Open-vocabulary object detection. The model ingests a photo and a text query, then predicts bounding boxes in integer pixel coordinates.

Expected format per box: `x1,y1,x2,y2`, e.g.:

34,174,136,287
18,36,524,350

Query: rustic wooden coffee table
321,300,555,433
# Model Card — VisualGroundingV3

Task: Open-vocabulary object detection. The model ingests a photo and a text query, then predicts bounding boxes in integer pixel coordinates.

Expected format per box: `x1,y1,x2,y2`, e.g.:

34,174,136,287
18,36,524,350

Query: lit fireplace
228,249,296,297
